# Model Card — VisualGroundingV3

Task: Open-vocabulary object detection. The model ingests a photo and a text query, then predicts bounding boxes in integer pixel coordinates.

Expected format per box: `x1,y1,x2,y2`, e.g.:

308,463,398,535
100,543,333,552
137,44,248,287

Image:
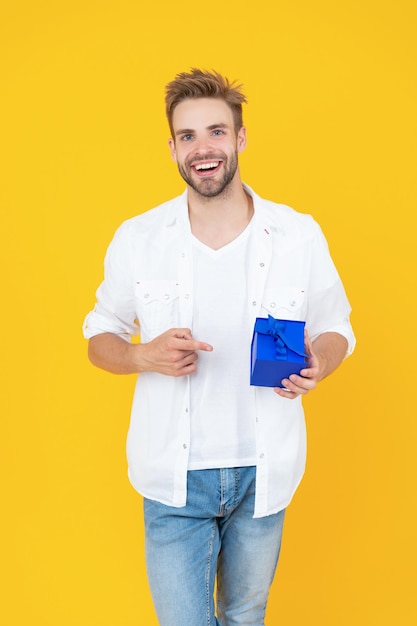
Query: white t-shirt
188,224,257,470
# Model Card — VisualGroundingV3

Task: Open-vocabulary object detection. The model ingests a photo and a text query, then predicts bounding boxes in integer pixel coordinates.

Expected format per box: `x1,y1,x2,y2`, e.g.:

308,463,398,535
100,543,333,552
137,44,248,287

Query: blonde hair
165,68,247,137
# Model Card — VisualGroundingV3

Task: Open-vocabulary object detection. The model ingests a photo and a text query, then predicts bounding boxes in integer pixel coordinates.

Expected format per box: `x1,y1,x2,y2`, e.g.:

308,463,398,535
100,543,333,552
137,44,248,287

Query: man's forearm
312,332,349,381
88,333,141,375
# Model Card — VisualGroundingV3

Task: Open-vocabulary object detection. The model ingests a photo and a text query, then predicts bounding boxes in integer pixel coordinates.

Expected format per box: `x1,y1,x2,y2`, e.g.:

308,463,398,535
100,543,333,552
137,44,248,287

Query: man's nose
194,135,212,154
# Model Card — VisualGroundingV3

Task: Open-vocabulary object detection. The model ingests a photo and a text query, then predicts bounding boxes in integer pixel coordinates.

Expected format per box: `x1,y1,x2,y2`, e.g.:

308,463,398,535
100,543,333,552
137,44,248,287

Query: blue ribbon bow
265,315,307,361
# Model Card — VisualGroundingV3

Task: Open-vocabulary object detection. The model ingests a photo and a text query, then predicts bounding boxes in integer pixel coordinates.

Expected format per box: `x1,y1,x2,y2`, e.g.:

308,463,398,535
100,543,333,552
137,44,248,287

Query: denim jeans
144,466,285,625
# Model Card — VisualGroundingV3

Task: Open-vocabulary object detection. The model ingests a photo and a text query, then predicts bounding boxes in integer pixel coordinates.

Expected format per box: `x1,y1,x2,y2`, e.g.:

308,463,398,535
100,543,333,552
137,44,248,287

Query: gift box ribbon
255,315,307,361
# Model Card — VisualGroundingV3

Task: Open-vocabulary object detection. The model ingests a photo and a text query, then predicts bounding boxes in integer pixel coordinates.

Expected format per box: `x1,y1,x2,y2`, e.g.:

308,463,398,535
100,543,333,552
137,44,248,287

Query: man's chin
179,165,236,199
194,181,224,198
189,173,235,198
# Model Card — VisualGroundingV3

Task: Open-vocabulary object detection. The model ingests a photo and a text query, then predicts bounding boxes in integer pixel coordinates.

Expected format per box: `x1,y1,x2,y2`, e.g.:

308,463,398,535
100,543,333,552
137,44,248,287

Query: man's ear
237,126,247,153
168,138,177,162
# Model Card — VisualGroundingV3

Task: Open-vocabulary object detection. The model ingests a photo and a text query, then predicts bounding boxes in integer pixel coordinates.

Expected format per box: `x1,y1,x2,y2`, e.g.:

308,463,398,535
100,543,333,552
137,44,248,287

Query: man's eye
212,129,224,136
182,134,193,141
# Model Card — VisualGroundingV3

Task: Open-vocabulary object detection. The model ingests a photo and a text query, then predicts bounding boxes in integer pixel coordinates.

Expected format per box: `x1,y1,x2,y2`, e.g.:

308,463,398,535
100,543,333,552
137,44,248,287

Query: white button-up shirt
83,185,355,517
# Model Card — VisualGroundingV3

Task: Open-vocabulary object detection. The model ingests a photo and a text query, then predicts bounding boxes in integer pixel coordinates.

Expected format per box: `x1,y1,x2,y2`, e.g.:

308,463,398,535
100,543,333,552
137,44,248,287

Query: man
83,68,355,625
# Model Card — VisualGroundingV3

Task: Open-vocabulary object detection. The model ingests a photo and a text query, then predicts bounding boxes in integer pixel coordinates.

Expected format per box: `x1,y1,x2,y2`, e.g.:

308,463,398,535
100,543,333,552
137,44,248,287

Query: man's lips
190,160,223,177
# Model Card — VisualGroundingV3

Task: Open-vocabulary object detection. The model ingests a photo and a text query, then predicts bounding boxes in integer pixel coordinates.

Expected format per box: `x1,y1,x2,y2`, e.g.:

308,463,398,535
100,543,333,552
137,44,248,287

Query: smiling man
169,98,243,199
83,68,355,625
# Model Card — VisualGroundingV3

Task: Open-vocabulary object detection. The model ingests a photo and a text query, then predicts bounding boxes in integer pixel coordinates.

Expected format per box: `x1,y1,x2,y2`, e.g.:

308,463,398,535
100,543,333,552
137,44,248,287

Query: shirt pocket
134,280,181,338
260,287,306,320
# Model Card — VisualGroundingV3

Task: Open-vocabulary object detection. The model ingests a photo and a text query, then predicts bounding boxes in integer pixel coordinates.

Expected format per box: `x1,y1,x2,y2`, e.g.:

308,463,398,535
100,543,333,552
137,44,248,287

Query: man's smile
190,160,223,177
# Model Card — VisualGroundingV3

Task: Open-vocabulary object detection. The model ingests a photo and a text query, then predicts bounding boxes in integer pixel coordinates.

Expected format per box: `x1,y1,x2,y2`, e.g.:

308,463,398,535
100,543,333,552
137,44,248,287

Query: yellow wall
1,1,416,624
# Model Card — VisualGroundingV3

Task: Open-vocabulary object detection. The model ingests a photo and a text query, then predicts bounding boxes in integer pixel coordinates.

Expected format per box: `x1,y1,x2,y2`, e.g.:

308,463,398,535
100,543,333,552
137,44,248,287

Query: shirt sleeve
306,222,356,356
83,223,140,341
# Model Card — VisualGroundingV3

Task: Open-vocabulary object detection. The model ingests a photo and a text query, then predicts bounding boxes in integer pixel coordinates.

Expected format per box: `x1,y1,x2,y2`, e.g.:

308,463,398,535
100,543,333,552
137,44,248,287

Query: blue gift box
250,316,307,388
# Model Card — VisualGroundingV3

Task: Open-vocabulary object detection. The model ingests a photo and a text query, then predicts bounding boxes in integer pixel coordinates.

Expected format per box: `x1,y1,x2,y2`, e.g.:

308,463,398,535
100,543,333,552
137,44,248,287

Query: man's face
168,98,246,198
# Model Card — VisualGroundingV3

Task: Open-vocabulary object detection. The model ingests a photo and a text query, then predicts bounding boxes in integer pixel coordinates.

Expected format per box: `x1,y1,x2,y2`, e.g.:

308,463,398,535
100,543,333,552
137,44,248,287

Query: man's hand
273,330,319,399
88,329,212,376
273,330,348,400
137,328,213,377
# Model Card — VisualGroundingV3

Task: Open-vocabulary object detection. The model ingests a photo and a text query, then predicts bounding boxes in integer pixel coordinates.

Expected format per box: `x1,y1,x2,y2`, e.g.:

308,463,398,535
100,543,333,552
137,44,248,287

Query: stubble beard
178,150,239,199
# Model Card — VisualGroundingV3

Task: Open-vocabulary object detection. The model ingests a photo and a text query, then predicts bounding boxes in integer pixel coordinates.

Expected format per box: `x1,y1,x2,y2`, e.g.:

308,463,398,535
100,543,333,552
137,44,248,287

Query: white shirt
83,185,355,518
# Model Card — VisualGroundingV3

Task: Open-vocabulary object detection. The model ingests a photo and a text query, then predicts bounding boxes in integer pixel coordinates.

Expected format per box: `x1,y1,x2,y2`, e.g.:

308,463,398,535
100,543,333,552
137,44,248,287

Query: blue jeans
144,467,285,625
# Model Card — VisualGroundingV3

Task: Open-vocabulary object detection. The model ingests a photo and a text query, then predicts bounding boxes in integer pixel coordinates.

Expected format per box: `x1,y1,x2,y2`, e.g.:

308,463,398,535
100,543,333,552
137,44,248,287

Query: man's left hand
273,330,320,400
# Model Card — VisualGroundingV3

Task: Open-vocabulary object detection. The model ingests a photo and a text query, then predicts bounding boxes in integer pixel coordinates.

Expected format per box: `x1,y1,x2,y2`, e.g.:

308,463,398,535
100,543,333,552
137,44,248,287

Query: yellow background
1,1,416,624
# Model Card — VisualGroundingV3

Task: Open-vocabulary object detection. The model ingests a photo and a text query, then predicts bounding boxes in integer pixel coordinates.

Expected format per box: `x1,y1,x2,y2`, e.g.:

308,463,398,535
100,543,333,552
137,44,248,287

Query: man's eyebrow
175,128,194,136
206,123,229,130
175,122,229,136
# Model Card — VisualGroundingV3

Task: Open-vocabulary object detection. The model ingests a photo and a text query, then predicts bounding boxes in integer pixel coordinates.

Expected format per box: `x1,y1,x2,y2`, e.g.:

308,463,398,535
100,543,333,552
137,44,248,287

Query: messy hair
165,68,247,137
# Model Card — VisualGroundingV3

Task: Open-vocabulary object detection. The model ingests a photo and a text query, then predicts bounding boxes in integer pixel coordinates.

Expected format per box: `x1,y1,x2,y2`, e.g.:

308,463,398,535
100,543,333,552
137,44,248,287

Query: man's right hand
136,328,213,377
88,329,213,377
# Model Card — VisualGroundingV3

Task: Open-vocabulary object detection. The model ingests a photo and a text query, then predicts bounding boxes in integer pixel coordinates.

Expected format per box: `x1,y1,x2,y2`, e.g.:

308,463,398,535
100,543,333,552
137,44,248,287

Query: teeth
195,162,219,171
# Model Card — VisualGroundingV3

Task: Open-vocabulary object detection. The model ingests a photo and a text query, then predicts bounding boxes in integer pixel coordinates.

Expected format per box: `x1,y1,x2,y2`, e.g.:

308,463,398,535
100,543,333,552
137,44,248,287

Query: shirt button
290,300,296,307
259,453,265,459
252,301,257,306
164,294,170,300
260,262,265,267
270,302,276,308
144,293,150,299
185,294,190,299
183,443,187,449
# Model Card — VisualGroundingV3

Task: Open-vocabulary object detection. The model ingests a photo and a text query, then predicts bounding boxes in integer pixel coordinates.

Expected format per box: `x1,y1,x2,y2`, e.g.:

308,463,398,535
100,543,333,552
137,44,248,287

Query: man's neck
188,179,254,251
